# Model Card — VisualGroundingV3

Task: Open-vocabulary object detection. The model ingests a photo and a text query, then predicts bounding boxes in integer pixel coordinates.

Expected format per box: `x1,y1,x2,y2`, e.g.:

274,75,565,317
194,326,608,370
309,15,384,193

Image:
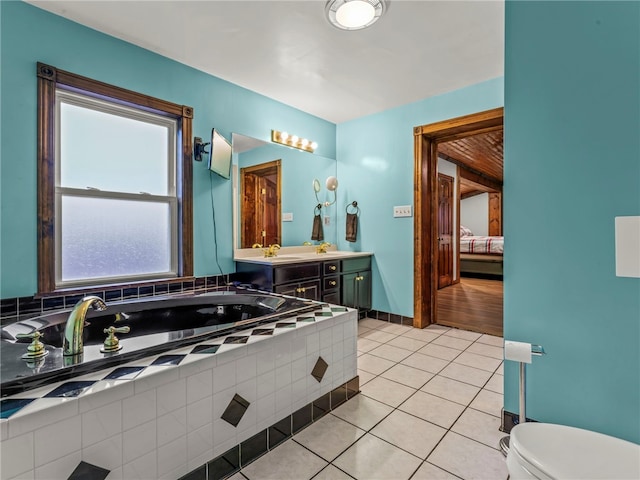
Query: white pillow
460,225,473,237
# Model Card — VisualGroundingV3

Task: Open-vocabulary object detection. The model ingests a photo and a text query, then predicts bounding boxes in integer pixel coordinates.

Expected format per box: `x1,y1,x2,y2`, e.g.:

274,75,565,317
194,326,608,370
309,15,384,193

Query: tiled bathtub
0,304,358,479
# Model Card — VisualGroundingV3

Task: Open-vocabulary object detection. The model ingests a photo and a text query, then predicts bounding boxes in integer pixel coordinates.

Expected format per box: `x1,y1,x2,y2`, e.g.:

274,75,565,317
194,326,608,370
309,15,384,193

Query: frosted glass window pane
60,102,170,195
60,196,172,282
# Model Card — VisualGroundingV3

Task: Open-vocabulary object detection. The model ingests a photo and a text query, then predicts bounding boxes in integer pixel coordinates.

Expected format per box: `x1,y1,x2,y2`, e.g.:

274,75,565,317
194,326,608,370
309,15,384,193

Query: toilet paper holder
499,342,546,457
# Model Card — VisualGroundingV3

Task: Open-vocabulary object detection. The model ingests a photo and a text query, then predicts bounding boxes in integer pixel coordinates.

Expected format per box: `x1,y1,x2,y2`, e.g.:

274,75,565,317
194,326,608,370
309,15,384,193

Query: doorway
240,160,281,248
413,107,504,330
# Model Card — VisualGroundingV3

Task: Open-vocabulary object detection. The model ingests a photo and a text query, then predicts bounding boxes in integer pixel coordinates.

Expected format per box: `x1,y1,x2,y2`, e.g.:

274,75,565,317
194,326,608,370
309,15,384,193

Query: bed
459,226,504,277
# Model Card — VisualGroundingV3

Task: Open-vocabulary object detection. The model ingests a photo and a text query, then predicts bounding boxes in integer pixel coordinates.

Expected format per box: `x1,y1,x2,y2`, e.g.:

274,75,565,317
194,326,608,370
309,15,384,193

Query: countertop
234,247,373,266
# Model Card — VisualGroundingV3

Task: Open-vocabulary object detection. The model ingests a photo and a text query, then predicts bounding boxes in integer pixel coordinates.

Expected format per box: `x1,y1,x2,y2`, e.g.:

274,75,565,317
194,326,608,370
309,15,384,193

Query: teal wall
0,1,336,298
335,79,504,317
504,1,639,442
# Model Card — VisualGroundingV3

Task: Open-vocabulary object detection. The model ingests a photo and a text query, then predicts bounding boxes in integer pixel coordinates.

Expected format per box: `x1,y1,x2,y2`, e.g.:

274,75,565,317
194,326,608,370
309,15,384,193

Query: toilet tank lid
510,423,640,480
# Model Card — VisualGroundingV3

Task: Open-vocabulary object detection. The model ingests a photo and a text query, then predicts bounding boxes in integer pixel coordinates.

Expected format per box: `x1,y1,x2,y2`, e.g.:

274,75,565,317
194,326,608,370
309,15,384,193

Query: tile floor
231,318,508,480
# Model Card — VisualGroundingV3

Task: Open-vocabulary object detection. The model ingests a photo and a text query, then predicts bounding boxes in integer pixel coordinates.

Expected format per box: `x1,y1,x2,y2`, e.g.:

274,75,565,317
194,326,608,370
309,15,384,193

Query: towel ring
346,201,360,215
315,204,323,214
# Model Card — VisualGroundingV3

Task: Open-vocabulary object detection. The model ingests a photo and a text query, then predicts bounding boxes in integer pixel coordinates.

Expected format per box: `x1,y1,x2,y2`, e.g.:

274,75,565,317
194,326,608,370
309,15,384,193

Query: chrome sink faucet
63,295,107,356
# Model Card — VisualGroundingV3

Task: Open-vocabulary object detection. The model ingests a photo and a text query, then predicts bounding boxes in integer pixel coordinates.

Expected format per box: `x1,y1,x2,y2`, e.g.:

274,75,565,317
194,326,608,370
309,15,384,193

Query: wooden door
240,160,281,248
437,173,454,289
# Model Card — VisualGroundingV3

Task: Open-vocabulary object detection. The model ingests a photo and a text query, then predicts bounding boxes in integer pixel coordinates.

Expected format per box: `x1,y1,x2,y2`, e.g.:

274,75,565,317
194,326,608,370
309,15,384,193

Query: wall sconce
272,129,318,153
314,176,339,206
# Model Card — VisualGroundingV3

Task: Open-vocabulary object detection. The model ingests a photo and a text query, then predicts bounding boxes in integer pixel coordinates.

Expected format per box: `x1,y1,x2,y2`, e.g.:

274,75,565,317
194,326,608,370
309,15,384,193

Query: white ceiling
27,0,504,124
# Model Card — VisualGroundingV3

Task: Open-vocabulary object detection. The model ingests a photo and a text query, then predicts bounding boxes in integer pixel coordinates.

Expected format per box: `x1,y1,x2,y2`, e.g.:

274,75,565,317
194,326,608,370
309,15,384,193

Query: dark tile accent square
195,277,206,290
169,282,182,294
251,328,274,336
138,286,154,297
122,288,138,299
207,445,240,480
1,398,35,419
314,311,333,317
311,356,328,382
296,316,315,323
182,280,195,292
45,381,96,398
312,392,331,420
221,394,250,427
191,344,221,354
330,306,348,312
178,464,206,480
103,366,145,380
268,416,292,449
402,316,414,326
389,313,403,325
292,404,313,434
240,429,267,467
151,355,185,366
223,336,249,344
1,297,18,317
64,294,85,309
206,276,219,288
104,289,123,302
377,310,390,321
42,296,64,312
154,283,169,295
346,377,360,398
274,322,296,329
358,310,368,320
68,461,110,480
330,385,348,410
18,296,41,315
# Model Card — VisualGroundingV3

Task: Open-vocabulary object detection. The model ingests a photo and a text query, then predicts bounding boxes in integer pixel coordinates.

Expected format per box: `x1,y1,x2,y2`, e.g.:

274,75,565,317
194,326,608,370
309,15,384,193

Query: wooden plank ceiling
438,129,503,198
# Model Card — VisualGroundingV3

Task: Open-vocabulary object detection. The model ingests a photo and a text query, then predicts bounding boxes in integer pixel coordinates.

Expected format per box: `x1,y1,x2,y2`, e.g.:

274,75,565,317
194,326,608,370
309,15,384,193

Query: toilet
507,423,640,479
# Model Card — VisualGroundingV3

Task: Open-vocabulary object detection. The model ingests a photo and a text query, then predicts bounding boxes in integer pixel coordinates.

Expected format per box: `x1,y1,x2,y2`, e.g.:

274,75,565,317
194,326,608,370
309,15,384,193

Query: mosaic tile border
179,377,360,480
0,273,239,322
367,309,414,326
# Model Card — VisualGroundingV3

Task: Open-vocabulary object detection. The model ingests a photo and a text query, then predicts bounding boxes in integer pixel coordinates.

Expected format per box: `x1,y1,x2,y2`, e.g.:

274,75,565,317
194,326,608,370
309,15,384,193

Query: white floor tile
331,395,393,431
360,329,398,344
386,335,428,352
370,410,446,459
438,362,493,388
357,353,396,375
241,439,327,480
400,352,449,374
451,408,504,450
495,362,504,375
367,344,413,363
357,325,372,336
333,434,422,480
377,323,412,335
428,432,508,480
357,337,382,354
294,414,365,462
358,318,389,330
420,375,480,406
380,364,434,389
425,325,451,332
453,351,502,373
312,464,354,480
476,334,504,347
400,328,442,343
469,389,503,418
432,336,473,351
357,369,376,386
418,343,462,361
360,377,416,408
466,342,504,360
399,391,465,429
443,329,482,342
411,461,460,479
484,372,504,394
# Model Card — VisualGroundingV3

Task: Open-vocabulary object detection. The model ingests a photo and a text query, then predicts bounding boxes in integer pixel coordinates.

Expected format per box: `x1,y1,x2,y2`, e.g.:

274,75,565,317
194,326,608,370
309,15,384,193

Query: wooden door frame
240,159,281,248
413,107,503,328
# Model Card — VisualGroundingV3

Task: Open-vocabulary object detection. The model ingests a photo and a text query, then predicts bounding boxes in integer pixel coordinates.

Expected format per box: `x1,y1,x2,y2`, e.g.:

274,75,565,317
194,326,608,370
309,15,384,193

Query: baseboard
500,409,537,433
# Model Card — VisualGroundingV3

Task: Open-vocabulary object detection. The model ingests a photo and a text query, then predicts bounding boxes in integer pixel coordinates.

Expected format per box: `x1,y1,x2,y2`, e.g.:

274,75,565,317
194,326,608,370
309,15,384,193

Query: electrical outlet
393,205,412,218
324,216,330,225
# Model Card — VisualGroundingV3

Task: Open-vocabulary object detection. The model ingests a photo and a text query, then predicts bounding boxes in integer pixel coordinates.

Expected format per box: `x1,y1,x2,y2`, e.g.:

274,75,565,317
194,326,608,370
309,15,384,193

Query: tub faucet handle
16,331,49,360
101,325,130,353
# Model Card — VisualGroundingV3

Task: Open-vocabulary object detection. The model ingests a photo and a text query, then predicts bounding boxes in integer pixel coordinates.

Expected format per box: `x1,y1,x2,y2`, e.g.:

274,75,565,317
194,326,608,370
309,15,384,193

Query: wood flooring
436,277,503,337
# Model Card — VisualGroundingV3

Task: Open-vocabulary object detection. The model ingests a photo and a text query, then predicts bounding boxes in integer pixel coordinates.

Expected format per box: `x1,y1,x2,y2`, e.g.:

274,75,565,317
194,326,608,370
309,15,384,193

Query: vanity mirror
232,133,337,249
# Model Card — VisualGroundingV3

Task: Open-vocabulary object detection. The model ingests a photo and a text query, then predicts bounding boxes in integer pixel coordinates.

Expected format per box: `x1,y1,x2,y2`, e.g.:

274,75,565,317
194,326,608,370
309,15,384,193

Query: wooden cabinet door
437,173,454,289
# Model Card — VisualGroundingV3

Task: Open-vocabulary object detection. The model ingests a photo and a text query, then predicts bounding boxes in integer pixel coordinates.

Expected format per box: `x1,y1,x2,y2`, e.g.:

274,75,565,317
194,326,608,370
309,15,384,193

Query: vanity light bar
271,130,318,153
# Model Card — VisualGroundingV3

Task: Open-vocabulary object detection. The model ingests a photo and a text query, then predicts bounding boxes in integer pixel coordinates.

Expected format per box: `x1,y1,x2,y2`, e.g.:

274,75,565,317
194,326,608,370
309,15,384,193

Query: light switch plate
282,212,293,222
393,205,412,217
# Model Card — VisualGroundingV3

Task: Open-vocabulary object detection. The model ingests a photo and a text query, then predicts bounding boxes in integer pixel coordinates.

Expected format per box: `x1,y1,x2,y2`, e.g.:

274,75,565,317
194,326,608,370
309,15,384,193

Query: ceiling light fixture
325,0,387,31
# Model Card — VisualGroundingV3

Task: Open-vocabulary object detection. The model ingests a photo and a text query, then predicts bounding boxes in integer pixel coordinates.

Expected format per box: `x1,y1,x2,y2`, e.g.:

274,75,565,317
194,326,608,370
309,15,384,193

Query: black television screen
208,128,232,179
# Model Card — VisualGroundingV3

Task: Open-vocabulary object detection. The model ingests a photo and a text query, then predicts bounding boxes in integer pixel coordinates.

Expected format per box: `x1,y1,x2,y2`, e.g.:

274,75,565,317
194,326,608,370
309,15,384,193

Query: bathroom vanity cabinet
235,254,372,309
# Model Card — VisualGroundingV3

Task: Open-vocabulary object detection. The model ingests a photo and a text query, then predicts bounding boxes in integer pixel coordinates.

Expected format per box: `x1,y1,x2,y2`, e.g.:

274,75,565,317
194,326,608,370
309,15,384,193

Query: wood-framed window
36,62,193,294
